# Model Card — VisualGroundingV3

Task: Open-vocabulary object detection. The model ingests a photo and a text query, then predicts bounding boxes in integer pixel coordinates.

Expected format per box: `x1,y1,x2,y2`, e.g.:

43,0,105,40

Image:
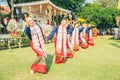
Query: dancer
87,24,94,46
70,22,83,51
93,27,98,38
80,23,89,49
23,13,47,74
48,19,73,64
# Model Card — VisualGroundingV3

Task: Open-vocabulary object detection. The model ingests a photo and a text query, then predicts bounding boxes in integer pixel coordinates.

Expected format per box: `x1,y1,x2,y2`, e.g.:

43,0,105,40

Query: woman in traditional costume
70,22,83,51
24,14,47,74
80,23,89,49
47,19,73,64
87,24,94,46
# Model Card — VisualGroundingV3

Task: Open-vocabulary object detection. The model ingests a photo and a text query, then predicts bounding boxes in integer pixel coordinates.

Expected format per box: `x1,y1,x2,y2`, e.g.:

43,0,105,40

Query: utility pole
11,0,14,19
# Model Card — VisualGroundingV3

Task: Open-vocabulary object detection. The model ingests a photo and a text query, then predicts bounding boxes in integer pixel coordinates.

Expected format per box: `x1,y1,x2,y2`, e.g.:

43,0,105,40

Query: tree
77,3,120,28
50,0,85,13
94,0,119,7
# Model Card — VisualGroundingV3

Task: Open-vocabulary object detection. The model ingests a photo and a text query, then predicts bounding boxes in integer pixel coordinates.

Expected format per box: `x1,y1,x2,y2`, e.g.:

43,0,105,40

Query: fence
0,34,30,50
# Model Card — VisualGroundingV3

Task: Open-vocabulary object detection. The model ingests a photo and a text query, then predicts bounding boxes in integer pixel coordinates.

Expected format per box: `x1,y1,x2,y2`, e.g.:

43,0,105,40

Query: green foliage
0,13,8,18
95,0,119,7
50,0,85,13
77,3,120,28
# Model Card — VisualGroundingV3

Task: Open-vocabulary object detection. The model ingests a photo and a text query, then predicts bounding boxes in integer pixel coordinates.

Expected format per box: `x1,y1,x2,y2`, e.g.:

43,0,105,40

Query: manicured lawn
0,36,120,80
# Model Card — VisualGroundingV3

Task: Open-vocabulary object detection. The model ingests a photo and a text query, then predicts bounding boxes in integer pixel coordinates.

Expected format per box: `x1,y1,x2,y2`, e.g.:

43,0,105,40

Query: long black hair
21,12,29,21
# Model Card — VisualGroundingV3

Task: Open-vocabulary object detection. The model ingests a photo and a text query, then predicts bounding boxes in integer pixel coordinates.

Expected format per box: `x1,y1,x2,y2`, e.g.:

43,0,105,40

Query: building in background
14,0,71,24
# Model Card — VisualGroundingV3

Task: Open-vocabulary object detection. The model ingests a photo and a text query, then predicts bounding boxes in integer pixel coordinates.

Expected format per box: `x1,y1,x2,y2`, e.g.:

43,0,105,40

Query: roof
14,0,71,13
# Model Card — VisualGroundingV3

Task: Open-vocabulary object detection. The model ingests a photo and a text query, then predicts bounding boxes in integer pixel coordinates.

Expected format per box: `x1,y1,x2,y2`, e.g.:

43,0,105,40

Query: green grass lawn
0,36,120,80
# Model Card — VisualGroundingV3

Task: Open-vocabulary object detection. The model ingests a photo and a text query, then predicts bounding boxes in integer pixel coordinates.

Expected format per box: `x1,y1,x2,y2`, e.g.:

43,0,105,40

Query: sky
85,0,94,3
82,0,94,6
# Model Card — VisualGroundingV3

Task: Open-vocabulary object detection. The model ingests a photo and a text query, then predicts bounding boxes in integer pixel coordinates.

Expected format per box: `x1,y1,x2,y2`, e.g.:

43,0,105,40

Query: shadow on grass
108,36,120,40
108,37,115,40
0,45,30,51
46,54,54,73
115,40,120,43
108,37,120,43
109,43,120,48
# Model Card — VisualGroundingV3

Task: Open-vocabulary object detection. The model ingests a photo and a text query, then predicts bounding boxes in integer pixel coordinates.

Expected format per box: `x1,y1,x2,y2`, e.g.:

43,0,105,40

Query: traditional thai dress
87,27,94,46
70,27,83,51
66,25,74,57
93,27,98,38
42,24,53,43
80,27,89,49
24,24,47,74
48,25,73,64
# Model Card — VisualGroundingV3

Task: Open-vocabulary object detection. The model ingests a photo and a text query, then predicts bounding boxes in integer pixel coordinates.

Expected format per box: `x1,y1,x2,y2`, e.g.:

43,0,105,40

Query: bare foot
30,70,34,75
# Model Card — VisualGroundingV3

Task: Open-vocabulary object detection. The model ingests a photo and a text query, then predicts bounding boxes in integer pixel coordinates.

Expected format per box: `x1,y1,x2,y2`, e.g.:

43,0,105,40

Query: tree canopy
77,3,120,28
50,0,85,13
94,0,119,7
